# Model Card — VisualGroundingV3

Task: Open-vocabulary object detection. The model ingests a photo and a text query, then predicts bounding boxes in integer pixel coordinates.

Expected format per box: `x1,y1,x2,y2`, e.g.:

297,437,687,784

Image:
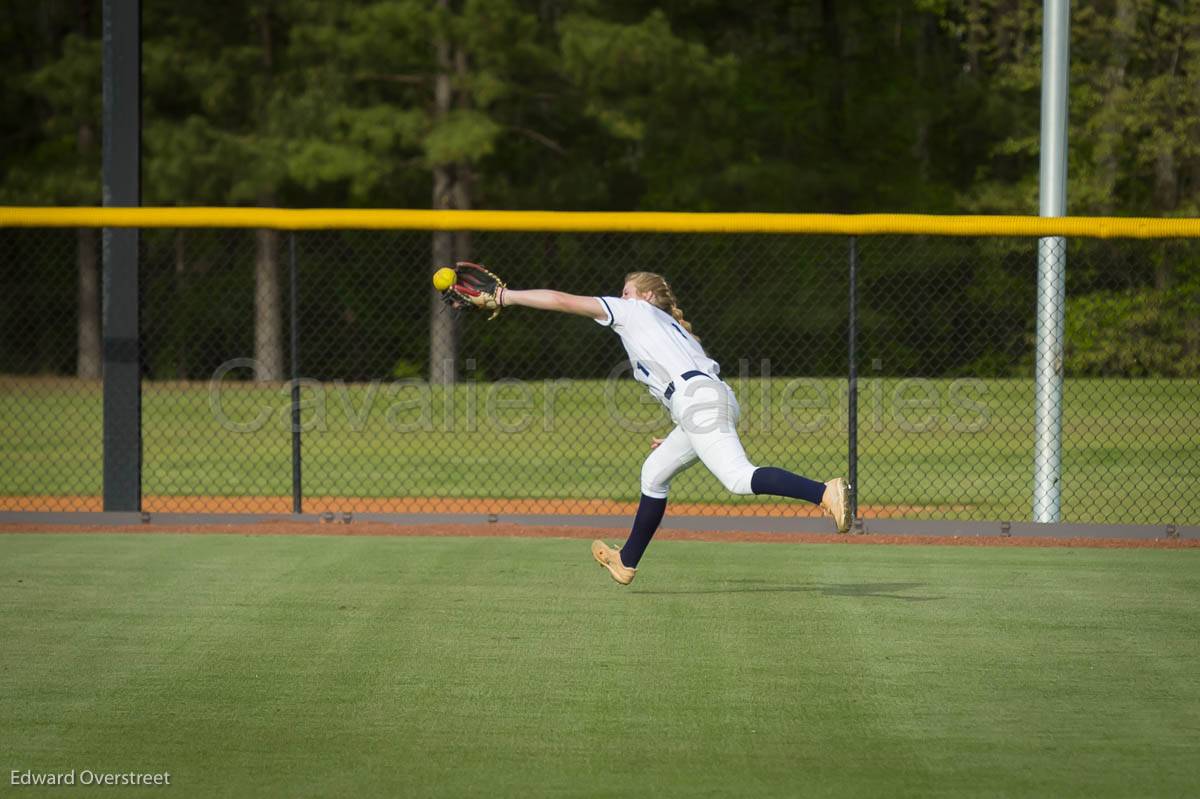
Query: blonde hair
624,271,697,338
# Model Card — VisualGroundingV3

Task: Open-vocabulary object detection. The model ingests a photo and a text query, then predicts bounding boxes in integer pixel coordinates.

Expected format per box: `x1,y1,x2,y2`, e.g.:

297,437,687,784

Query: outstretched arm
502,289,607,320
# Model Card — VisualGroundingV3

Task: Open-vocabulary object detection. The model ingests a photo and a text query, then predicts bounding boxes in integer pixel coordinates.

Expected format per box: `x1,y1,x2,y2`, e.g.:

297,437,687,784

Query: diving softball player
439,265,851,586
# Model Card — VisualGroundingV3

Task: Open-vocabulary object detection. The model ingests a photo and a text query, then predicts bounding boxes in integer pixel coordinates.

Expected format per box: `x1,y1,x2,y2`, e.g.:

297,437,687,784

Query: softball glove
441,261,506,320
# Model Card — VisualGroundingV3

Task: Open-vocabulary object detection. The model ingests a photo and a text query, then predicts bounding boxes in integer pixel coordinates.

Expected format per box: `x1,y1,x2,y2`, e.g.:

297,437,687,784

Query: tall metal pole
847,237,859,525
1034,0,1070,523
101,0,141,512
289,233,302,514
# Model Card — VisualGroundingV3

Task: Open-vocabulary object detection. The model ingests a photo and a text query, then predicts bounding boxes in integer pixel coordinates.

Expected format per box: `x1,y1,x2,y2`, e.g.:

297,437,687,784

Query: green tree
947,0,1200,222
1,0,101,378
281,0,528,382
1066,281,1200,377
143,0,294,381
935,0,1200,377
280,0,738,379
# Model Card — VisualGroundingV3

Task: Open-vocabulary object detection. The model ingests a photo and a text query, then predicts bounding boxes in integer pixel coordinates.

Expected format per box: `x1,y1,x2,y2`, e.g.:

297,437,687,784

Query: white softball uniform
595,297,759,498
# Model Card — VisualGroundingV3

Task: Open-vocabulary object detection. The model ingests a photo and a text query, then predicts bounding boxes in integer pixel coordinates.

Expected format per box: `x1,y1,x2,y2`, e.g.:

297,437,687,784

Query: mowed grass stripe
1,533,1198,798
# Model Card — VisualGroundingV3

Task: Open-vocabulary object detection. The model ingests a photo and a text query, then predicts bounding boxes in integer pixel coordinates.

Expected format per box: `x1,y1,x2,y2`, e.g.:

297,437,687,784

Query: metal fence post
848,236,859,524
1034,0,1070,522
289,232,302,514
101,0,141,512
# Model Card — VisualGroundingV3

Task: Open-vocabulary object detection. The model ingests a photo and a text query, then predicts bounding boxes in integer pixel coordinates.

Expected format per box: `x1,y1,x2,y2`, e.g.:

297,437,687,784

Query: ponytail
670,305,696,338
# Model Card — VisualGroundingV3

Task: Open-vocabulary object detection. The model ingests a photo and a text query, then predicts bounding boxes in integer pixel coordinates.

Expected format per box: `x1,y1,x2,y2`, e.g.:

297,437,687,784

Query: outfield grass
1,376,1198,522
1,532,1198,797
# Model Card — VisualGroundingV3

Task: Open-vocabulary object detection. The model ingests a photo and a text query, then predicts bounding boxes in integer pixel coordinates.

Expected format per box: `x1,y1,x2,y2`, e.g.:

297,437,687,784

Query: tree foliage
5,1,1198,213
1066,282,1200,377
1,0,1197,378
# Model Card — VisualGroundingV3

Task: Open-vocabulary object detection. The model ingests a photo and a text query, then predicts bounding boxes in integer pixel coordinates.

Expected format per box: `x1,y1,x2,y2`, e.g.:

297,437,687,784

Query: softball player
497,271,851,585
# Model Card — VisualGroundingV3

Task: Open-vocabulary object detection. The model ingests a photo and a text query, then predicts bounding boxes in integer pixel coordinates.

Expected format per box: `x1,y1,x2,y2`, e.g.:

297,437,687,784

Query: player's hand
650,437,664,450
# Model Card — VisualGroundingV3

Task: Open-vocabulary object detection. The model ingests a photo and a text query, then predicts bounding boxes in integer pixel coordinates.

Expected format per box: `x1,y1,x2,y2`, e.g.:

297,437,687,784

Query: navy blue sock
750,467,825,505
620,494,668,568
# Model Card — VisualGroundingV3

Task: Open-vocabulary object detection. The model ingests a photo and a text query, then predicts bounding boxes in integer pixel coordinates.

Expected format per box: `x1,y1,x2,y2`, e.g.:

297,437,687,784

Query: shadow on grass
634,580,942,601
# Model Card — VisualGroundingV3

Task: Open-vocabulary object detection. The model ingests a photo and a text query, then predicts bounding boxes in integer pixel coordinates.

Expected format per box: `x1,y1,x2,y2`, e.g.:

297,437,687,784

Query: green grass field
2,532,1198,797
2,376,1198,522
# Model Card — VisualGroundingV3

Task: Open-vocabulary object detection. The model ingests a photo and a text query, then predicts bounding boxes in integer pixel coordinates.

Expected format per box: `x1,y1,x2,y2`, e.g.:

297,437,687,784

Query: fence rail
1,210,1197,526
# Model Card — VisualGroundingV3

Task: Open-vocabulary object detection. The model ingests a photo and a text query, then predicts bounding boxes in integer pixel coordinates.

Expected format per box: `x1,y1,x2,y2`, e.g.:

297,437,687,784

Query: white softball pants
640,376,758,498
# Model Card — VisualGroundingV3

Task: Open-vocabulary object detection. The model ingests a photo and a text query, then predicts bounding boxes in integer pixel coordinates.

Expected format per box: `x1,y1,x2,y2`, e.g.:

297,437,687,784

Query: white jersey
595,297,720,406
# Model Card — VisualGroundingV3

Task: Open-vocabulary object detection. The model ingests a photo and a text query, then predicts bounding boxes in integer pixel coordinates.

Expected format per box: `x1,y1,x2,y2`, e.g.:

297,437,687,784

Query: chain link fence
1,224,1197,525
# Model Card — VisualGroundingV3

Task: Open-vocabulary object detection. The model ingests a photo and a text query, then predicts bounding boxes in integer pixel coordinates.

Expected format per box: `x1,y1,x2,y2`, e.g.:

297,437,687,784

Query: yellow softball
432,267,457,292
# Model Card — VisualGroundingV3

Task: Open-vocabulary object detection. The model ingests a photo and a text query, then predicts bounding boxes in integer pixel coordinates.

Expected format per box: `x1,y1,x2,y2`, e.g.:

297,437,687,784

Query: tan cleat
591,540,636,585
822,478,852,534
